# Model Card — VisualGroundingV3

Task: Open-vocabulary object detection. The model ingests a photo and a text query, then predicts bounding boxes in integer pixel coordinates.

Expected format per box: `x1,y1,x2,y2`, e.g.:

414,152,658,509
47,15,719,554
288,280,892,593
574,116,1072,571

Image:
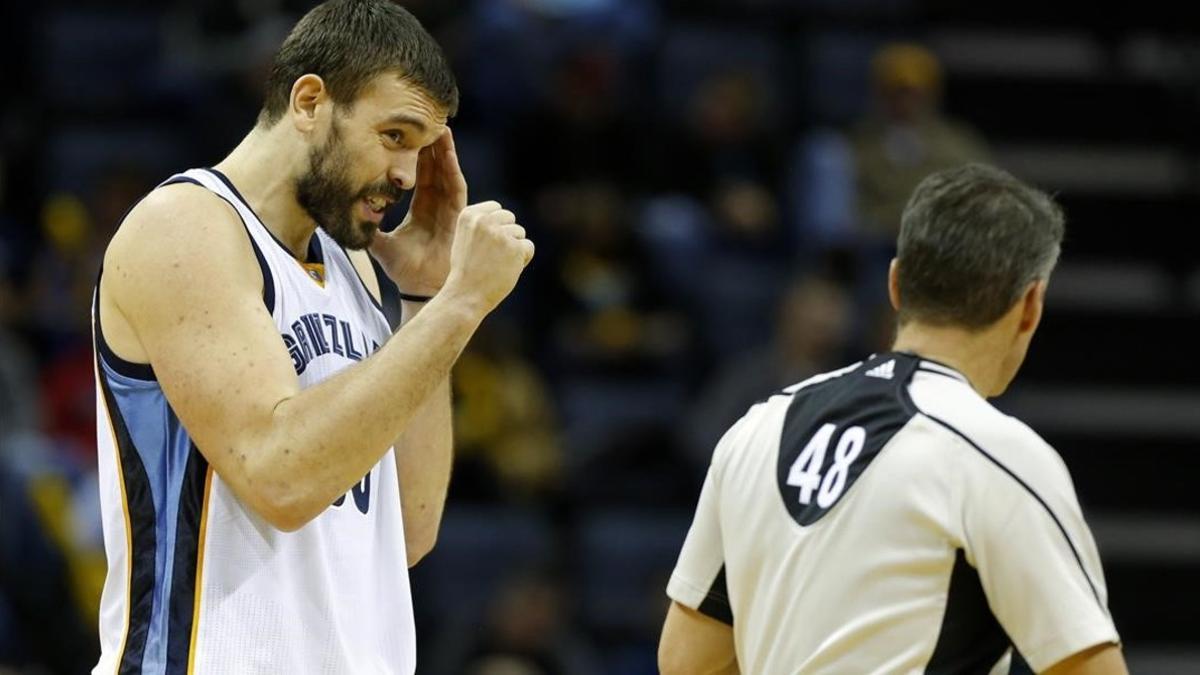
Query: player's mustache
357,182,406,203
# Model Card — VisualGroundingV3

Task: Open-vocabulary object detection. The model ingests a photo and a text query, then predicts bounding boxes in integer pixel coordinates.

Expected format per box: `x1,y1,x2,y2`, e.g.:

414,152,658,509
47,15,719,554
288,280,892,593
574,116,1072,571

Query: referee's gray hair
896,163,1064,329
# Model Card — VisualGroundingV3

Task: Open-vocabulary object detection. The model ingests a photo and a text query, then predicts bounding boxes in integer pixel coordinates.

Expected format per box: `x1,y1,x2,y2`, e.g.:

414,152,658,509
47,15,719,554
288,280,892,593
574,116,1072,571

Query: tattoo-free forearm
394,375,453,566
251,291,483,530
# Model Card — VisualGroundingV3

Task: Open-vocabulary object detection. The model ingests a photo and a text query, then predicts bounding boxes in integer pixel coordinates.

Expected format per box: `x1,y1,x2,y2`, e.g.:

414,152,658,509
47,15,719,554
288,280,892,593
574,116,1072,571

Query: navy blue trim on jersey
90,175,206,382
161,176,202,189
335,242,387,314
207,167,324,267
697,566,734,626
164,444,209,674
205,168,294,257
246,231,276,315
307,233,325,266
94,284,157,381
926,549,1012,674
191,170,277,315
99,368,159,675
207,167,297,262
916,412,1104,607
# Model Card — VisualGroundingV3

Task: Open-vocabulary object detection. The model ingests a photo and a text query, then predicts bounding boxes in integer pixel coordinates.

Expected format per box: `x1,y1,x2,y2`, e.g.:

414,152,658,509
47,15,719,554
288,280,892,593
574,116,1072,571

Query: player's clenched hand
441,201,534,315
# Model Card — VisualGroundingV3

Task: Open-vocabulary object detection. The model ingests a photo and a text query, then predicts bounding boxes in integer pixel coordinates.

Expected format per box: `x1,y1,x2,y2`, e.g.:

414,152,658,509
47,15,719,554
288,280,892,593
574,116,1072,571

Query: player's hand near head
441,200,534,316
370,127,465,297
370,126,533,310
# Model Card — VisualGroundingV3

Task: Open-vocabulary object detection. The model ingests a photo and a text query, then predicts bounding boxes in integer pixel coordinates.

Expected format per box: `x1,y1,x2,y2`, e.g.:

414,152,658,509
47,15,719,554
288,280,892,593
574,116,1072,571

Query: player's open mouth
360,196,393,224
365,196,392,213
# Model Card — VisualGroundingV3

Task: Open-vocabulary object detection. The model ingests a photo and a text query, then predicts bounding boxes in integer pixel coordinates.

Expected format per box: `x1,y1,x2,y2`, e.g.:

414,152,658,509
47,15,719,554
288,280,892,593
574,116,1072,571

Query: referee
659,164,1126,674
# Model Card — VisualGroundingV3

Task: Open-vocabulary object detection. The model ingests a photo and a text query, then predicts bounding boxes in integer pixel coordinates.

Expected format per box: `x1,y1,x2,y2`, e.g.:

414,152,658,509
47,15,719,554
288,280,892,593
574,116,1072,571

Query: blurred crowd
0,1,990,673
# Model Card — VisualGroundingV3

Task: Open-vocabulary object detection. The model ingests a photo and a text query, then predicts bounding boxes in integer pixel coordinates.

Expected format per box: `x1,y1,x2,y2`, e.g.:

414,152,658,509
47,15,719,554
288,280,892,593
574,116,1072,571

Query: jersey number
785,423,866,508
332,472,372,515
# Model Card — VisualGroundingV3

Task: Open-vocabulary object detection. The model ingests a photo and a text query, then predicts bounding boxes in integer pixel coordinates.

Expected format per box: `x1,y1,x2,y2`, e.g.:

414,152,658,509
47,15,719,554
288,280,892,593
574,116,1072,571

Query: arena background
1,0,1197,673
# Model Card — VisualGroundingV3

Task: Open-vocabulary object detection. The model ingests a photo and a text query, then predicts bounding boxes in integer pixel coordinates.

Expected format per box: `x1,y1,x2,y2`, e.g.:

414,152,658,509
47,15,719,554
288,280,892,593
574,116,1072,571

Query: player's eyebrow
380,113,429,133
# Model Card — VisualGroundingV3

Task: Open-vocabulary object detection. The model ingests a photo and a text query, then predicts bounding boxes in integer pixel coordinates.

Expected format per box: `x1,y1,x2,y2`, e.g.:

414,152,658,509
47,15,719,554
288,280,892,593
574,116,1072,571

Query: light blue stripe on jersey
100,359,194,674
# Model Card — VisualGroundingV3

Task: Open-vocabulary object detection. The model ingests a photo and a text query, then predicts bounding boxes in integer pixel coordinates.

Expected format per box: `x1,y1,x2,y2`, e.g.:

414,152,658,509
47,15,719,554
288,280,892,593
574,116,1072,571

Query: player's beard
294,119,399,251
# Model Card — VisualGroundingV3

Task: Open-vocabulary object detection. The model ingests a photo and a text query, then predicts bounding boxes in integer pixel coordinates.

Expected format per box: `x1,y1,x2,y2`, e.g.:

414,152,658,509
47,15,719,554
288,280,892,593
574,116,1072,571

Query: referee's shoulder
912,379,1069,484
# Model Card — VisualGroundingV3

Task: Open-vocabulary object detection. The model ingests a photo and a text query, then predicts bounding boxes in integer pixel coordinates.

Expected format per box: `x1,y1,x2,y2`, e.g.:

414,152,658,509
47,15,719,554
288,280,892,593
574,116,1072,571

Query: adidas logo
865,359,895,380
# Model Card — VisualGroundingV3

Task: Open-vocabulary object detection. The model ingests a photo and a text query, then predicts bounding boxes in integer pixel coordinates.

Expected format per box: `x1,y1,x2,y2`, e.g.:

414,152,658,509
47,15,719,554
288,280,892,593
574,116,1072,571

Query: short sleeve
666,469,731,624
961,440,1119,672
666,409,763,626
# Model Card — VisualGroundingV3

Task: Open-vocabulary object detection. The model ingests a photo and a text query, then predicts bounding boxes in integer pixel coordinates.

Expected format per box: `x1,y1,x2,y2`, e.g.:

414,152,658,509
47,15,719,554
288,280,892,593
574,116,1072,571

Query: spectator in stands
654,69,783,200
451,319,564,502
693,176,790,358
29,165,151,353
29,167,153,467
851,43,989,237
637,66,789,358
682,274,851,466
0,454,97,674
538,179,690,377
505,46,639,198
457,571,601,675
0,247,37,437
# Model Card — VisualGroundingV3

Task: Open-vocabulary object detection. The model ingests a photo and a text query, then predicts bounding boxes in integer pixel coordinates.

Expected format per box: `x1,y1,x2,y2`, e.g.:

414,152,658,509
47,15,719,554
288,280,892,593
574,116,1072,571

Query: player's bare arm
101,181,531,533
343,247,454,566
347,127,473,565
343,246,454,566
658,601,739,675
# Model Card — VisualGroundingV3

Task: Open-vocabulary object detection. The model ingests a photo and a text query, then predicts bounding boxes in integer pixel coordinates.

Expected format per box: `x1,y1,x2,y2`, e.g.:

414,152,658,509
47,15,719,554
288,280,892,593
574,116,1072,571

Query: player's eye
384,130,405,145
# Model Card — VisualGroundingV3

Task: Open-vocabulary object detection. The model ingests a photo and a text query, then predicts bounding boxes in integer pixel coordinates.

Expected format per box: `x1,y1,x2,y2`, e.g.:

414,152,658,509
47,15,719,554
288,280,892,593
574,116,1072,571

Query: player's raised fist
442,200,534,315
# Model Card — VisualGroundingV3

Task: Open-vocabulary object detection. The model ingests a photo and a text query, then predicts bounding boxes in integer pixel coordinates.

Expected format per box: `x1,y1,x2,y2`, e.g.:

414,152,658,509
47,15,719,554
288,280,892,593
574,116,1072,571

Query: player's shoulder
104,180,259,301
111,180,240,247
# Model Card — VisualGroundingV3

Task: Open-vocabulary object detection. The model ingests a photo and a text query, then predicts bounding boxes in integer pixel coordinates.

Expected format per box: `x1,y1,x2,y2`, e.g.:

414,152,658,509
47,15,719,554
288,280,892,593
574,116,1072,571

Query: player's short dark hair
896,163,1064,329
258,0,458,126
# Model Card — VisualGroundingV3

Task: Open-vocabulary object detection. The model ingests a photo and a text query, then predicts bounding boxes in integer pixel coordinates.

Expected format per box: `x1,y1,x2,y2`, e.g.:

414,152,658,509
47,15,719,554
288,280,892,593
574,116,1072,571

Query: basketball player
91,1,532,672
659,164,1127,674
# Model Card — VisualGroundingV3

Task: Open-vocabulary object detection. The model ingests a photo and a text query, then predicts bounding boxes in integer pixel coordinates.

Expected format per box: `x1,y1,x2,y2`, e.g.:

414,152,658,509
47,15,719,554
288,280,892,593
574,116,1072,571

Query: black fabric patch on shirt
697,565,734,626
926,549,1012,674
776,353,918,527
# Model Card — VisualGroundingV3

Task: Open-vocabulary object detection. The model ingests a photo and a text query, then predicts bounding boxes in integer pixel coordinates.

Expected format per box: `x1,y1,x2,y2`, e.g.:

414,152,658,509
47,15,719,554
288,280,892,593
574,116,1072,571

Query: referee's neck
891,321,1017,398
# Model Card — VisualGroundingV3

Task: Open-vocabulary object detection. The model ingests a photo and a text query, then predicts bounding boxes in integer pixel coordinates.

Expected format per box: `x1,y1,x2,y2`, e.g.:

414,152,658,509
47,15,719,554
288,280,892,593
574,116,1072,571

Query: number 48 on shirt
786,424,867,508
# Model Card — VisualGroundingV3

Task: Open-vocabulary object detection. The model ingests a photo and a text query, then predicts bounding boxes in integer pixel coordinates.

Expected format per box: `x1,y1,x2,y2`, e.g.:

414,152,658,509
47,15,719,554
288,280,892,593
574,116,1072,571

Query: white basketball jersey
669,352,1118,674
92,168,414,674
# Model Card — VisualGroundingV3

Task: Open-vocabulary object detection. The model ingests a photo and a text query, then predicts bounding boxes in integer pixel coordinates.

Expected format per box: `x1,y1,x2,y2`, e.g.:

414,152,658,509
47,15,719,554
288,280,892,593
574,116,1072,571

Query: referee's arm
659,602,738,675
959,432,1126,674
1043,643,1127,675
661,414,758,675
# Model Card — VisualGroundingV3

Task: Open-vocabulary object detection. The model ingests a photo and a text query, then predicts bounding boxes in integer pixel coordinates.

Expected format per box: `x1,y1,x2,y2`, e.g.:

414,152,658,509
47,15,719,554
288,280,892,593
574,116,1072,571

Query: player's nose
388,151,418,191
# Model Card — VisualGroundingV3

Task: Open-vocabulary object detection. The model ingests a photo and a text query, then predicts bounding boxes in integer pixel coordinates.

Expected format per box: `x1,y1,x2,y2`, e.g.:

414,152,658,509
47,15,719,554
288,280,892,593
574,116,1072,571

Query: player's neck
213,124,317,259
891,322,1010,397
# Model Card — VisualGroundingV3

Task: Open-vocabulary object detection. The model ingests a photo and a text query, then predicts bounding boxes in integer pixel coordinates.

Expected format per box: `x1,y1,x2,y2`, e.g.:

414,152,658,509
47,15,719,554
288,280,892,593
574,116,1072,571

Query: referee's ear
1017,280,1047,335
887,258,902,312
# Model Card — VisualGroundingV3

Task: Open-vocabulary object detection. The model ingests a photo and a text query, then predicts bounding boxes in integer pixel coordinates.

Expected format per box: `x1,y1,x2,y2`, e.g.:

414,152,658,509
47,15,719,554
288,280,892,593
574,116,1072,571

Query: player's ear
1017,279,1046,335
290,74,329,133
887,258,902,311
